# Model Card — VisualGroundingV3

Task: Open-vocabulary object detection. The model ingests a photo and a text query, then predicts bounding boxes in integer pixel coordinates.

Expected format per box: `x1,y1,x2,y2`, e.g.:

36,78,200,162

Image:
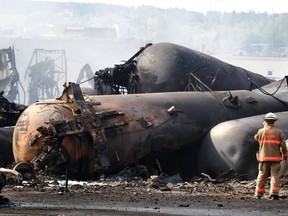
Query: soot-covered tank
12,82,288,180
93,42,273,95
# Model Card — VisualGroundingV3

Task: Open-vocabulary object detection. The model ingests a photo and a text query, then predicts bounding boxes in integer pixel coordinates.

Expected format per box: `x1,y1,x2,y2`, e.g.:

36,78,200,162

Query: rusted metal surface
12,82,288,180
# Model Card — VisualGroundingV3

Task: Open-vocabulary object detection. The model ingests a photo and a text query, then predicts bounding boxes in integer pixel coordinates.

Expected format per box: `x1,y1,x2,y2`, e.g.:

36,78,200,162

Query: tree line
2,0,288,56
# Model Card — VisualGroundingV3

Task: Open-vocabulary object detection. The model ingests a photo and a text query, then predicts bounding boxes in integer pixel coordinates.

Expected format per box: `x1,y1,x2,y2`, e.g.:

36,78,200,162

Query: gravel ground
1,172,288,216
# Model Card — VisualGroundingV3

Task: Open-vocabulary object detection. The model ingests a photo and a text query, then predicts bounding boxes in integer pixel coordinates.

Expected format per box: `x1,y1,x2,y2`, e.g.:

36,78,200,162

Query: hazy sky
34,0,287,14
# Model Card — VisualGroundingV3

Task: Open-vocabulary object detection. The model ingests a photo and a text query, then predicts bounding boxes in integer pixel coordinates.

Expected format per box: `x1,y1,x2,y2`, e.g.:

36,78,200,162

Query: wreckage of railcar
12,80,288,180
198,111,288,180
198,77,288,179
0,47,27,170
0,94,27,127
0,47,27,127
0,42,283,182
9,42,286,180
0,95,27,168
90,42,273,95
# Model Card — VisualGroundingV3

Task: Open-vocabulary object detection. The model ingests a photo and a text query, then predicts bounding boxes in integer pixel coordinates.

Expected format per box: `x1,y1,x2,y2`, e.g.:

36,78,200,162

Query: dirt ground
1,172,288,216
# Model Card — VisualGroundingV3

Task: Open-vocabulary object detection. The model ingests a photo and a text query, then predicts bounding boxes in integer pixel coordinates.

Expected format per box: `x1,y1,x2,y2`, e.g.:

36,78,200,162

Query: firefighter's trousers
255,162,281,197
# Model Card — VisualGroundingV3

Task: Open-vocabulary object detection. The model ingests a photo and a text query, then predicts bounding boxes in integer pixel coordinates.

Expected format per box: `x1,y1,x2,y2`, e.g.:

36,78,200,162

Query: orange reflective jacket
254,126,287,162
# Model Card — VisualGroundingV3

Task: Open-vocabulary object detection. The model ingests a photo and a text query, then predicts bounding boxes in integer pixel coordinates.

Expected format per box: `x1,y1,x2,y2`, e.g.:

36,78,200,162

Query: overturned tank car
198,111,288,180
0,95,27,167
198,77,288,179
0,93,27,127
92,42,272,95
12,82,288,180
0,127,15,168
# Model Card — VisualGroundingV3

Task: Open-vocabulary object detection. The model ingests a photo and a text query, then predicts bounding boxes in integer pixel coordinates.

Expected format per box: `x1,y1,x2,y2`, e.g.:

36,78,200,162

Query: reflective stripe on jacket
254,126,287,162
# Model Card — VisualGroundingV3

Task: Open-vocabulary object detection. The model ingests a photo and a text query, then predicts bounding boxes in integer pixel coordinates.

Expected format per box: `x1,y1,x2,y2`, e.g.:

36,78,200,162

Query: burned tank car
12,83,288,180
0,126,15,167
135,42,272,93
198,111,288,180
0,94,27,127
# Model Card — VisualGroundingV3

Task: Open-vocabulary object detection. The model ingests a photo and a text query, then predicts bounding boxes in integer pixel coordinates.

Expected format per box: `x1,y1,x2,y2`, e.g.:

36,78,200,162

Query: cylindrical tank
0,126,15,167
13,84,288,179
136,43,272,93
0,99,27,127
198,111,288,179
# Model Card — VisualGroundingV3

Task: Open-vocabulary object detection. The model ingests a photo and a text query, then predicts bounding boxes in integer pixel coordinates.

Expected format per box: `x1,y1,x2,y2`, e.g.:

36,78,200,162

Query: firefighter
254,112,288,200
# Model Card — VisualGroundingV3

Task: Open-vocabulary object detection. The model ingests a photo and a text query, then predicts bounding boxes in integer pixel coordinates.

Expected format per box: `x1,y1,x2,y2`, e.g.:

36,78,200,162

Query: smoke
0,0,149,104
1,0,285,104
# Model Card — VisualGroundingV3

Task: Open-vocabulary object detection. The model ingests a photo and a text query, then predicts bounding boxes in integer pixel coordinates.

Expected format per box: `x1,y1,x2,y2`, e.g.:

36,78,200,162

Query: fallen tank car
0,127,15,168
0,94,27,167
0,93,27,127
12,81,288,180
198,111,288,180
91,42,272,95
0,47,27,168
198,77,288,179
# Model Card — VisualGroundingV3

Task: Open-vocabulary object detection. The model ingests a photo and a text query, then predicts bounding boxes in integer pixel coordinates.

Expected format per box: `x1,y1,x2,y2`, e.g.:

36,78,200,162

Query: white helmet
264,112,278,121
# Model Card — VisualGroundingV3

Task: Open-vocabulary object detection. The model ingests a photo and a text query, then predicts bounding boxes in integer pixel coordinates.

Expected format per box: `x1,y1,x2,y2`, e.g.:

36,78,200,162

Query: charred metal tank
12,83,288,180
94,43,273,95
197,78,288,179
0,94,27,168
198,111,288,180
0,127,15,167
0,93,27,127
